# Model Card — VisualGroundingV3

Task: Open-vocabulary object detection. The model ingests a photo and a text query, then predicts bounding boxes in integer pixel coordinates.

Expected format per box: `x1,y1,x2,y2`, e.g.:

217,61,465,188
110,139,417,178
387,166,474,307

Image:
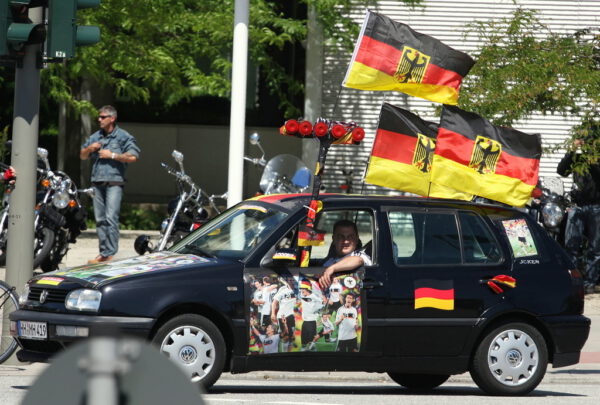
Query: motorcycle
0,148,91,271
134,150,227,255
244,132,312,194
529,176,569,244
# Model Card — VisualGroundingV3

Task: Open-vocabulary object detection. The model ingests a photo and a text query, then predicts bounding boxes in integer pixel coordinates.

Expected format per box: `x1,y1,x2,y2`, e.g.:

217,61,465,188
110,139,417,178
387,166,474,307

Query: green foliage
459,5,600,174
44,0,423,118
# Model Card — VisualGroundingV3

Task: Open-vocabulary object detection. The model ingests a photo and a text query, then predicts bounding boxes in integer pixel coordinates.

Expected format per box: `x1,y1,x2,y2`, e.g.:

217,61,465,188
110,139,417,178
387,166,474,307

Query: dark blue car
10,194,590,395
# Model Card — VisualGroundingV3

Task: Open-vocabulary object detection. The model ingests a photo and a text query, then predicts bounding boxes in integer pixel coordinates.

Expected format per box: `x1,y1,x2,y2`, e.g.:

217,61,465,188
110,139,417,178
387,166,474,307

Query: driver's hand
319,267,335,289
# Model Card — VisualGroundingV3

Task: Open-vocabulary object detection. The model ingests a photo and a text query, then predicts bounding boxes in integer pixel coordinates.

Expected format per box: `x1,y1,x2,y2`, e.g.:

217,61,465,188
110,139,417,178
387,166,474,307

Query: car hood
36,252,219,287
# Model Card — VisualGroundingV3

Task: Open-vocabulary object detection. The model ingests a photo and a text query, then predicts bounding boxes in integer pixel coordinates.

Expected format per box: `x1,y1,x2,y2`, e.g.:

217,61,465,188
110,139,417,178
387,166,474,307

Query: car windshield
170,202,289,261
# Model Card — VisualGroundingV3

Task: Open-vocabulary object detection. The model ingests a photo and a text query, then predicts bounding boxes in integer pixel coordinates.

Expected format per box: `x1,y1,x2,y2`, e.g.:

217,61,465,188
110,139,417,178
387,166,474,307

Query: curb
80,229,160,240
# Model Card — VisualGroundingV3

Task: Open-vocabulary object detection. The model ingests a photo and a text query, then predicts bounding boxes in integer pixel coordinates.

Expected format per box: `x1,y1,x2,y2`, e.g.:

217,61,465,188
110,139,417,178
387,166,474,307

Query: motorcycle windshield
541,176,564,196
260,154,311,194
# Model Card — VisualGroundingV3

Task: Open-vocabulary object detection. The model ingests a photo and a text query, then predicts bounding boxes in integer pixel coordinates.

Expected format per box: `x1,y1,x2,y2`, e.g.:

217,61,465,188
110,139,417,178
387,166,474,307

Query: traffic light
46,0,101,59
1,0,47,58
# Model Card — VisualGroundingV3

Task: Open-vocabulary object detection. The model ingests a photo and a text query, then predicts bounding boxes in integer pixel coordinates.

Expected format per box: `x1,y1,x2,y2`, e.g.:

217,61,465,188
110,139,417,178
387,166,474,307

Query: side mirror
249,132,260,145
37,147,50,170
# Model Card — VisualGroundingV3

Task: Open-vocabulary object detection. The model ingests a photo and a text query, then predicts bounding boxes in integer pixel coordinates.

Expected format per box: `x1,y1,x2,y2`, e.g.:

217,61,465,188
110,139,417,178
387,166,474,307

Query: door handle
363,280,383,289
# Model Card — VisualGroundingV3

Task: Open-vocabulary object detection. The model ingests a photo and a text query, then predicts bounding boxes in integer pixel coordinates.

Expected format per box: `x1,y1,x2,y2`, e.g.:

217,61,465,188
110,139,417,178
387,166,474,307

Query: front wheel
152,314,226,389
388,373,449,391
0,281,19,364
32,227,55,269
470,322,548,396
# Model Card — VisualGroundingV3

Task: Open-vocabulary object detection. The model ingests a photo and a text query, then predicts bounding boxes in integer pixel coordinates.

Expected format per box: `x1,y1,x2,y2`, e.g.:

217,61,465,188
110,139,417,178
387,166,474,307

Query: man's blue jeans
564,204,600,287
92,184,123,257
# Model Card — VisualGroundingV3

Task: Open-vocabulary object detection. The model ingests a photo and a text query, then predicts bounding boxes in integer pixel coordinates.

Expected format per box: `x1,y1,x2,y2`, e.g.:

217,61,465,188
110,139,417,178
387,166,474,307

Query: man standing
557,134,600,294
335,293,360,352
80,105,140,263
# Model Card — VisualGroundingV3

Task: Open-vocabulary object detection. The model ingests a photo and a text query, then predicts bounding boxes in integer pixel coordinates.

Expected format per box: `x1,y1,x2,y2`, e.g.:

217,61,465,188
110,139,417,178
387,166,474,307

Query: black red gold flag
364,103,471,200
414,279,454,310
343,11,475,105
430,106,541,207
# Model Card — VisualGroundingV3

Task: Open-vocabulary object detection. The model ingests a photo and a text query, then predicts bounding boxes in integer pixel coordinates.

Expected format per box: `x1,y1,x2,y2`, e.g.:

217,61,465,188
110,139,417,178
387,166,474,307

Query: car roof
247,193,523,217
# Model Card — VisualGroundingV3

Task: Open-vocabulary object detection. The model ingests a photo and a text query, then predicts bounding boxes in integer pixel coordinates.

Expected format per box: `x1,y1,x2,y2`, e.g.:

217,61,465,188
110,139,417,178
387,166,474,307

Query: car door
242,206,387,359
383,207,509,357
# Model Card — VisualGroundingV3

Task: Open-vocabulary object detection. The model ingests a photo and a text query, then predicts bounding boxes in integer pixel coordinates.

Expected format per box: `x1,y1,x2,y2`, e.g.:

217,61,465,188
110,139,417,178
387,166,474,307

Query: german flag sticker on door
414,279,454,310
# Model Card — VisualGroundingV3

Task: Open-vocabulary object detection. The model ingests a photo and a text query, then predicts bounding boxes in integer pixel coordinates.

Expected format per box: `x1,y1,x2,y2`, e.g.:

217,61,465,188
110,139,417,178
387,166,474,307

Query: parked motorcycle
244,132,312,194
134,150,226,255
529,176,569,244
0,148,91,271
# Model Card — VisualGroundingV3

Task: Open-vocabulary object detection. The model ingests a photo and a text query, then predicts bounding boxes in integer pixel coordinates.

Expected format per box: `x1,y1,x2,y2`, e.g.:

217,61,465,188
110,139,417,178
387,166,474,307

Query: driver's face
333,225,358,257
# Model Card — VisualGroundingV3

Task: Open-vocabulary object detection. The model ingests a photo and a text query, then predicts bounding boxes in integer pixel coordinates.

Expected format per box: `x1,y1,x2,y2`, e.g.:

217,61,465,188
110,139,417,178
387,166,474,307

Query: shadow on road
208,384,584,397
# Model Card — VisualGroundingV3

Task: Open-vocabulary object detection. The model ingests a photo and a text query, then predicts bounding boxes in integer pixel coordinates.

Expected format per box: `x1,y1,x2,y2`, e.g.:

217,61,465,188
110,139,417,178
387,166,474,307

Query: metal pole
226,0,249,207
303,5,324,178
5,9,41,294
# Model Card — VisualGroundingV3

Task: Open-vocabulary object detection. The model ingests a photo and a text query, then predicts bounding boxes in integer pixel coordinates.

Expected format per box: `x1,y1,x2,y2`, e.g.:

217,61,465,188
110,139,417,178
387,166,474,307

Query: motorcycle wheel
40,231,69,273
166,230,188,249
32,228,55,269
0,229,7,266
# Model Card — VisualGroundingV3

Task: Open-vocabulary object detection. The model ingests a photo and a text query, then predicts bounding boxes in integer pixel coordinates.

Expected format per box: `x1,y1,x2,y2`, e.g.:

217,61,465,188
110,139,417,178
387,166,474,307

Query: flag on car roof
364,103,472,200
430,105,541,207
342,11,475,105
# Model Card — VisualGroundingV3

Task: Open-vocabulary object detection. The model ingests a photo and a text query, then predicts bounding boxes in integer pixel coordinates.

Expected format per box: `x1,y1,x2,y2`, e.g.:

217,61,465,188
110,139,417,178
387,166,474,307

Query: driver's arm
319,255,365,289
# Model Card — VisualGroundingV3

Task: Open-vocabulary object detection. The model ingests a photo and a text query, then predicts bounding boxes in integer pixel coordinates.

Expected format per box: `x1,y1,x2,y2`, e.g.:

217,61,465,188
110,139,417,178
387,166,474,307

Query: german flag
414,279,454,311
364,103,471,200
343,11,475,105
430,106,541,207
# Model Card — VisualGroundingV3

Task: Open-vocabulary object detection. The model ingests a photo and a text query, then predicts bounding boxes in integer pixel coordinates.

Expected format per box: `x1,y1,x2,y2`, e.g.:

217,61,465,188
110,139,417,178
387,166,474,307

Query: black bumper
539,314,591,367
9,309,155,359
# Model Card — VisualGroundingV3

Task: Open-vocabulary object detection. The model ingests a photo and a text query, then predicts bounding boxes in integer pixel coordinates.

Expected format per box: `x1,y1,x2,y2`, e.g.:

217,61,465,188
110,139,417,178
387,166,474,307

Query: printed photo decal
414,279,454,310
246,271,363,354
502,219,537,258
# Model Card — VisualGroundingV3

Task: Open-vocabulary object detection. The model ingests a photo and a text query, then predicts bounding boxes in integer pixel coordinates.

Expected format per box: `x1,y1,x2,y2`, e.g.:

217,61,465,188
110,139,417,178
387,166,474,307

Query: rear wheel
152,314,226,389
470,322,548,396
388,373,449,391
0,281,19,364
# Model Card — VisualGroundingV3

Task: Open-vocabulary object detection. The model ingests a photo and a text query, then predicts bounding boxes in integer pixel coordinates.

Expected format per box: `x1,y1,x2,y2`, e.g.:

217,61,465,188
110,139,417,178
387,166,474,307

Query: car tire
470,322,548,396
387,373,449,391
152,314,226,389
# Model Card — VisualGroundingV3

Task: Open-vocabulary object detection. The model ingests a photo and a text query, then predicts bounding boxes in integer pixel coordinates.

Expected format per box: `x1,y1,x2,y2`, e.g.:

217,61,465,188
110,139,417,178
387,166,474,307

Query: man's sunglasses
98,115,112,119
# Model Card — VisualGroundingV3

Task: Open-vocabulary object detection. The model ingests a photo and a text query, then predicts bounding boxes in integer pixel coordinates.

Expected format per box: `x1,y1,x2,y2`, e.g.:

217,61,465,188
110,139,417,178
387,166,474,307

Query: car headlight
541,202,564,228
52,191,70,209
19,284,30,305
65,289,102,312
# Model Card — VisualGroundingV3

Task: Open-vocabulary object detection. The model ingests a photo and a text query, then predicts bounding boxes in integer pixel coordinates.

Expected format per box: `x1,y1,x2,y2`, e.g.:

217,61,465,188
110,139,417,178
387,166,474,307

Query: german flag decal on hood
343,11,475,105
414,279,454,310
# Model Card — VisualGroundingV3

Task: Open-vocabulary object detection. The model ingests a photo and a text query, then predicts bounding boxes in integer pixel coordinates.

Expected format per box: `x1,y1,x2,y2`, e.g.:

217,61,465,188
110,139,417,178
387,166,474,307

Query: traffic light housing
1,0,47,58
46,0,101,59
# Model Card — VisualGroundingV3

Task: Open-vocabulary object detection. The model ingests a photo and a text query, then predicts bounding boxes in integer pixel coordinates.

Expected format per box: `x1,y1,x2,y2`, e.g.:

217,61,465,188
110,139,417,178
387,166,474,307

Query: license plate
18,321,47,340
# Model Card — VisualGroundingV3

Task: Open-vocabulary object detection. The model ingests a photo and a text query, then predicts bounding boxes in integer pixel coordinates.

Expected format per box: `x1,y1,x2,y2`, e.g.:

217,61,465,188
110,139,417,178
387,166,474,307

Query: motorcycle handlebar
243,156,266,167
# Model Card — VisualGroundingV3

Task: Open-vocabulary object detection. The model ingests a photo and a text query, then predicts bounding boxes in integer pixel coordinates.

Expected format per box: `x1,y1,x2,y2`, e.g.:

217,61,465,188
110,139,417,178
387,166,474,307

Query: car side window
310,210,375,264
389,211,417,264
459,212,502,263
389,210,461,265
422,213,461,264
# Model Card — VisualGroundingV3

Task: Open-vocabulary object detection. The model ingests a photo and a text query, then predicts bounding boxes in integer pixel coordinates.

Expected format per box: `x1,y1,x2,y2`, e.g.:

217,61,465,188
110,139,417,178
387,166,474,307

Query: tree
30,0,422,184
459,6,600,174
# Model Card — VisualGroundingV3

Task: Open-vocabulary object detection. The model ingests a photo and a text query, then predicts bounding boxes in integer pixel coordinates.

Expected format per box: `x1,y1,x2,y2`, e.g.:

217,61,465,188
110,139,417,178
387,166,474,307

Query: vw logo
179,345,198,364
39,290,49,304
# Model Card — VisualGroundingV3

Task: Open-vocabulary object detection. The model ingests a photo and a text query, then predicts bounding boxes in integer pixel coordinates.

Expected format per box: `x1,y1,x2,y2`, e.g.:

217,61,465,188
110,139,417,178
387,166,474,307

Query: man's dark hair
333,219,358,235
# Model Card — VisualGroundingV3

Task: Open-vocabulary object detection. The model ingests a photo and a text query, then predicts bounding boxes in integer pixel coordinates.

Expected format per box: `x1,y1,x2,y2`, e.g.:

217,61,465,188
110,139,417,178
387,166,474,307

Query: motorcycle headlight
65,289,102,312
541,202,564,228
19,284,30,305
52,191,70,209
